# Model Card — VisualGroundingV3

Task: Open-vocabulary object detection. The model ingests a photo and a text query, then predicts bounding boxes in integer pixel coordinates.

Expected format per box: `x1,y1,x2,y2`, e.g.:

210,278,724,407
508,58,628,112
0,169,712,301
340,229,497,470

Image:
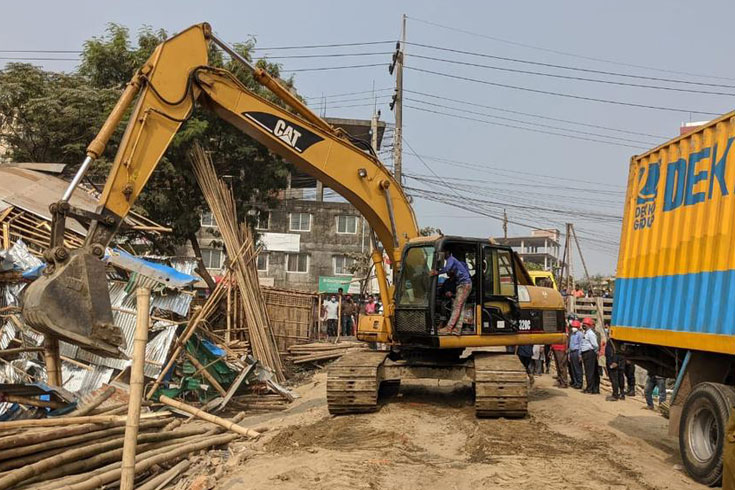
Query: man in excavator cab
432,248,472,335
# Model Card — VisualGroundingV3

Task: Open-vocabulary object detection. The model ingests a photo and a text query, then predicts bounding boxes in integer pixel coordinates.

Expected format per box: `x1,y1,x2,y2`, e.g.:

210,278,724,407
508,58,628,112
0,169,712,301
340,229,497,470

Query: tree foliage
0,23,294,255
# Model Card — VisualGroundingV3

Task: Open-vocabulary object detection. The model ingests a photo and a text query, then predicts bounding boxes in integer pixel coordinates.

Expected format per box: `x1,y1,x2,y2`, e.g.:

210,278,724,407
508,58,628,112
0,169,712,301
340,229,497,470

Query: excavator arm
23,23,418,356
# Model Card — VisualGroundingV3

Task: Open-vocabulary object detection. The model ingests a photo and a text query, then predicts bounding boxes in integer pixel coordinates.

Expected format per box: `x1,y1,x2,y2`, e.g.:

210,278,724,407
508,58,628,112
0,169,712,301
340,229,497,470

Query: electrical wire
256,51,392,59
281,63,386,73
404,89,669,139
405,41,735,90
405,66,724,116
406,104,649,149
302,87,393,100
406,98,659,146
408,53,735,97
407,16,735,82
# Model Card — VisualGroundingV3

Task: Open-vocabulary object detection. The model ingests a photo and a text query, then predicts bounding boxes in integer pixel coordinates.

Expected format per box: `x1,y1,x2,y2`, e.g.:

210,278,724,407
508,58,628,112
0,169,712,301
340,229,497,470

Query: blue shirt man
437,255,471,285
569,328,583,352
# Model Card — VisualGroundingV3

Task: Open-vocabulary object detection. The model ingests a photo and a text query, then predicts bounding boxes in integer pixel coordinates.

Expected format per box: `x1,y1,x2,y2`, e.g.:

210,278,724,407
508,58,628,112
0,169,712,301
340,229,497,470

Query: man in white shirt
324,296,339,337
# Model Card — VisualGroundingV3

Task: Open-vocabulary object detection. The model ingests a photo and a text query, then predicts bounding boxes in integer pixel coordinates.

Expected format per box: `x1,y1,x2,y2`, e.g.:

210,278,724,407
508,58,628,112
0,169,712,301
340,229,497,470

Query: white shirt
532,344,542,360
324,300,339,320
580,329,599,353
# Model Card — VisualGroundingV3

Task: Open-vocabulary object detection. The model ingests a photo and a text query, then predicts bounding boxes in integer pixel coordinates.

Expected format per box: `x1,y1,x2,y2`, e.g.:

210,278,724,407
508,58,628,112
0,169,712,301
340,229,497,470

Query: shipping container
611,110,735,487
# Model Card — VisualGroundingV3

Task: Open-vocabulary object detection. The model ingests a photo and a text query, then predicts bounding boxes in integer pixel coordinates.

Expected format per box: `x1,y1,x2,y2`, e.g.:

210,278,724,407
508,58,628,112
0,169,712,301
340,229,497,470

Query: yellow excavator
22,23,566,418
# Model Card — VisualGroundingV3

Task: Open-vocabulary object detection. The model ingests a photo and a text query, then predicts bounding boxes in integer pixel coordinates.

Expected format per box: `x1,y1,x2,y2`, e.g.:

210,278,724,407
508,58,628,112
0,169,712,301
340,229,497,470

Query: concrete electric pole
390,14,406,186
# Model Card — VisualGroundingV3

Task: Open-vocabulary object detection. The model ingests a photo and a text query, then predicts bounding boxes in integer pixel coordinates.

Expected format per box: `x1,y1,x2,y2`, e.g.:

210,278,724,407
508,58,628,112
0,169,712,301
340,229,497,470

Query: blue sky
3,0,735,274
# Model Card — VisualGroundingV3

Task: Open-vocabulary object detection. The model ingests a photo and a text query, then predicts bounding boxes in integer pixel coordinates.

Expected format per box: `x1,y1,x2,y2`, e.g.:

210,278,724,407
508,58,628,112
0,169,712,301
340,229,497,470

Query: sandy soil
216,370,702,490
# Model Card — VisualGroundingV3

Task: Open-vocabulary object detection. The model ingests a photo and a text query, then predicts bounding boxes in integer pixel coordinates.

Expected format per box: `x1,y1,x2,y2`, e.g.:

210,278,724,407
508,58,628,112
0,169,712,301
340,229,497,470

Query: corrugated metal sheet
151,290,193,317
612,110,735,352
61,362,113,395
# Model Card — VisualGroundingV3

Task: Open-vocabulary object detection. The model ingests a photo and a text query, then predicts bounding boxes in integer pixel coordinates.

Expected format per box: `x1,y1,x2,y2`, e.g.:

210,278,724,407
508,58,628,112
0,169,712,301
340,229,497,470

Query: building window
256,253,268,272
333,255,355,275
201,211,216,228
289,213,311,232
286,253,309,273
336,215,358,234
255,211,270,230
201,248,223,269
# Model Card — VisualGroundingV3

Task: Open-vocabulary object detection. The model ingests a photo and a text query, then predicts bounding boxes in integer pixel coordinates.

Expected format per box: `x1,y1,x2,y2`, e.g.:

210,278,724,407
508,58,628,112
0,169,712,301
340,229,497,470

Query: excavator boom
22,23,418,355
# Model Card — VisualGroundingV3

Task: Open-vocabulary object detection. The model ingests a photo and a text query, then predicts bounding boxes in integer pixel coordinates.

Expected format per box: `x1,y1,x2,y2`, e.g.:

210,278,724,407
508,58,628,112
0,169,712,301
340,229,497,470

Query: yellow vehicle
22,23,565,418
528,270,558,290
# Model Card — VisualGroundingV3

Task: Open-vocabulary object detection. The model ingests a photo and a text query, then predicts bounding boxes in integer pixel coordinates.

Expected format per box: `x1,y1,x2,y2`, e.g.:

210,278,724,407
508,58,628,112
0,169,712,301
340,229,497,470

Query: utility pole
502,209,508,238
570,223,591,284
371,107,380,154
389,14,406,186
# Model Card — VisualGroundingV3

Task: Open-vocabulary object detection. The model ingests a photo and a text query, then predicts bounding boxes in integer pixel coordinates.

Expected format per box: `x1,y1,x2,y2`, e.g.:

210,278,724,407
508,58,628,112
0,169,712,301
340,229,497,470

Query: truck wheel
679,383,735,487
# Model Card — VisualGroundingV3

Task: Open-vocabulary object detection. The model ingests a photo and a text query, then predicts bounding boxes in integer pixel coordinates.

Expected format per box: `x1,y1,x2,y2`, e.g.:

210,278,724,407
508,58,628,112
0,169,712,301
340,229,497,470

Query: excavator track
327,351,388,415
473,352,529,418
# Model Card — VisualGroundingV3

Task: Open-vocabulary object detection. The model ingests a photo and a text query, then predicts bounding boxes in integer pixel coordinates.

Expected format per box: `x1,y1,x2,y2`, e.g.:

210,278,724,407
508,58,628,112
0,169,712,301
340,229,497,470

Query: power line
406,66,724,116
406,98,658,146
408,53,735,97
406,104,649,149
403,153,627,189
302,87,393,101
0,40,397,54
405,89,669,139
240,51,392,60
281,63,386,73
405,41,735,90
407,16,735,82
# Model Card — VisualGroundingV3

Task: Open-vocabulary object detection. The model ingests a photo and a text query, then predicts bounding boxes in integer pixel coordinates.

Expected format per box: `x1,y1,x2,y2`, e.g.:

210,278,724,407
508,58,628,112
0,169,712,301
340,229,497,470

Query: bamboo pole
0,419,167,462
190,145,284,381
0,395,64,409
121,287,151,490
226,277,232,344
137,459,190,490
185,352,227,396
158,395,260,438
67,385,116,417
0,420,124,450
0,346,45,357
0,412,168,430
62,433,239,490
145,270,231,399
0,426,183,489
43,336,61,386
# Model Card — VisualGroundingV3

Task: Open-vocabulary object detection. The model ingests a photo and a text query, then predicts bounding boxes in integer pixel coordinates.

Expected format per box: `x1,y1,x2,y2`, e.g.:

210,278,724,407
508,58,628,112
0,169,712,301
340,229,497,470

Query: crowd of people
516,315,668,410
562,286,613,299
319,288,382,338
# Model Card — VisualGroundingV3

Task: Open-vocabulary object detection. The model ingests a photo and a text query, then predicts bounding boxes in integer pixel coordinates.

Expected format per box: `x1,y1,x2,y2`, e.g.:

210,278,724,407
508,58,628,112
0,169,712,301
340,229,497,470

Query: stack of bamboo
190,145,285,382
0,407,254,489
287,341,367,365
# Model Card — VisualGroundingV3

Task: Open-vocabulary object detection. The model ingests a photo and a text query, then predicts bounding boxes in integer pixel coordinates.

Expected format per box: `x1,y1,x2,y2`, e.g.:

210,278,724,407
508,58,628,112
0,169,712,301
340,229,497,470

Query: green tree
1,24,296,288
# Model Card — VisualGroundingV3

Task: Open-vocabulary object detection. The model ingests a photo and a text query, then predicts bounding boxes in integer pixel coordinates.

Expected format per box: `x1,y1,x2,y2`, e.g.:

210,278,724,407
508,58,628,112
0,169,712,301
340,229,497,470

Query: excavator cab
391,236,522,348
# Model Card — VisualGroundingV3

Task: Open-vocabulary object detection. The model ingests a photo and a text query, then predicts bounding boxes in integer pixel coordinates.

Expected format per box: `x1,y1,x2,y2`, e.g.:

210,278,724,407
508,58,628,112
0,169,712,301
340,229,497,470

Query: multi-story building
187,116,386,293
495,229,562,272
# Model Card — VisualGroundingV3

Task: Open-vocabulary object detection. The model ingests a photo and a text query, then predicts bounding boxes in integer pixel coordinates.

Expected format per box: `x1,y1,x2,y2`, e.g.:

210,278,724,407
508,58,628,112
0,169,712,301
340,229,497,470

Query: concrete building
495,229,561,272
188,116,387,293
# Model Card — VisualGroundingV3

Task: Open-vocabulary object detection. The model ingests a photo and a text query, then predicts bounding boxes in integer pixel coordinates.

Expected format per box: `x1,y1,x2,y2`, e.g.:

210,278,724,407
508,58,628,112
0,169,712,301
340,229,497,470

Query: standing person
580,319,599,394
551,335,569,388
568,320,583,389
341,295,356,336
532,344,543,376
544,344,552,374
605,334,625,401
430,250,472,335
517,344,534,386
624,359,637,396
364,295,376,314
324,295,339,337
643,370,667,410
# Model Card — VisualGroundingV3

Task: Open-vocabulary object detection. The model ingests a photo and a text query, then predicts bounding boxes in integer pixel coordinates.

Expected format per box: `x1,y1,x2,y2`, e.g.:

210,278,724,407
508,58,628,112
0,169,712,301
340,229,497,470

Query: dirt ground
216,370,702,490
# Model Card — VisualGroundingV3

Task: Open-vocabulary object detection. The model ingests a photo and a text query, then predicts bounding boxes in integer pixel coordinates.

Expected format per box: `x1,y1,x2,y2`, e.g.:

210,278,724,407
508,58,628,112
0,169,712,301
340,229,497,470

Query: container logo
632,137,735,232
636,161,660,204
634,161,659,230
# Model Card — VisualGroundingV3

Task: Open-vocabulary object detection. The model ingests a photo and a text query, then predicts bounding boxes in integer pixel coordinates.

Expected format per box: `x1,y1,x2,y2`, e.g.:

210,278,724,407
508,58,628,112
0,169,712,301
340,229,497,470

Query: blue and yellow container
611,112,735,355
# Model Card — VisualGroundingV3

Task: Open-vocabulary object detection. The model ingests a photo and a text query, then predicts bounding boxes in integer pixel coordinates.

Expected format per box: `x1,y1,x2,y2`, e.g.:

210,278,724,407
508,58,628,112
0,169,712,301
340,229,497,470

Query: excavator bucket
22,250,126,357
